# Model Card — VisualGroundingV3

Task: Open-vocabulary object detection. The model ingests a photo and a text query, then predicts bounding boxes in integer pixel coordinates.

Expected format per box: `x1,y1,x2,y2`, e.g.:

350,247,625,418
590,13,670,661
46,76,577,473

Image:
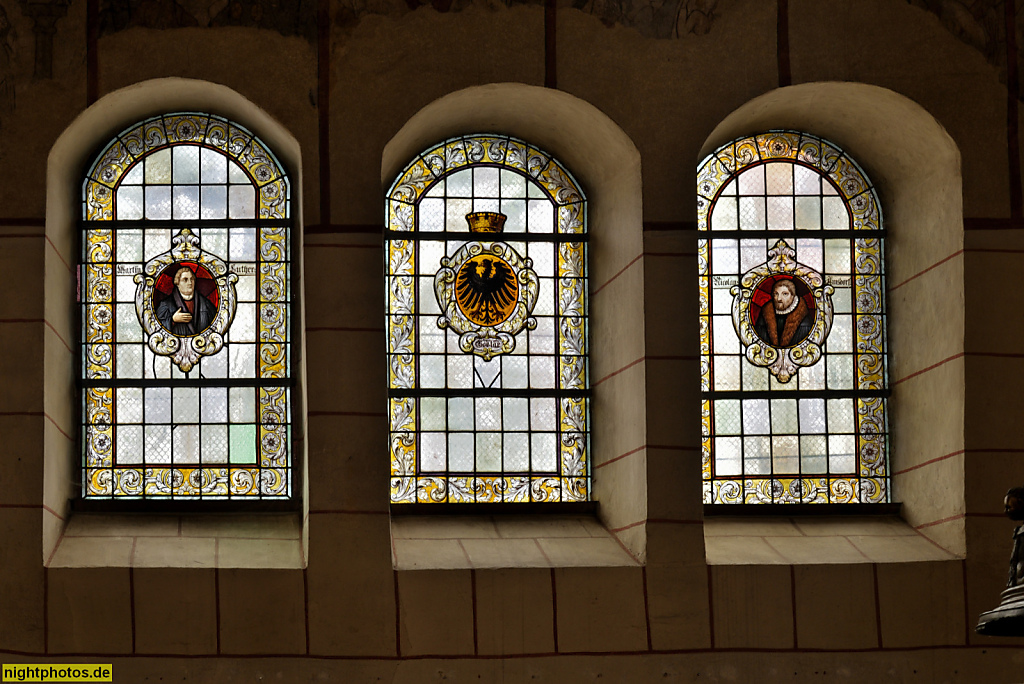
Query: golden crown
466,212,507,234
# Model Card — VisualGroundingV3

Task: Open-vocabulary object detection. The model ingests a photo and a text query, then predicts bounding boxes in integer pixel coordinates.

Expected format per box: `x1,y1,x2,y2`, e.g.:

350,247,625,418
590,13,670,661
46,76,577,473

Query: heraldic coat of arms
434,212,540,361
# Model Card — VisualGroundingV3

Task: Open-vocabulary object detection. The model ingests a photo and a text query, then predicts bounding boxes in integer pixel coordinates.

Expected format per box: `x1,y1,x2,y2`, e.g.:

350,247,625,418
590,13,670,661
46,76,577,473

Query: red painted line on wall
86,0,98,105
590,253,643,297
608,529,643,565
544,0,556,89
888,250,963,292
593,357,644,388
609,519,645,534
872,564,883,648
777,0,791,87
892,352,964,387
45,236,73,275
44,320,73,355
641,567,653,651
1008,0,1023,218
594,445,645,470
914,513,965,530
549,568,559,653
45,413,74,443
43,505,65,522
892,450,964,476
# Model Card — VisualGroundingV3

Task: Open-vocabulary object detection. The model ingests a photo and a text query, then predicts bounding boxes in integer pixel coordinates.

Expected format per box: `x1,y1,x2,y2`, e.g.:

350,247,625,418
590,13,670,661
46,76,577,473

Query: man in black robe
753,278,812,348
156,266,216,336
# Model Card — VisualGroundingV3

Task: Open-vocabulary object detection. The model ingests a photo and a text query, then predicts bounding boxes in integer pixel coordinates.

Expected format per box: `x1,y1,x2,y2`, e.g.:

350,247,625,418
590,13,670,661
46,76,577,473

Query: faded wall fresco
98,0,316,41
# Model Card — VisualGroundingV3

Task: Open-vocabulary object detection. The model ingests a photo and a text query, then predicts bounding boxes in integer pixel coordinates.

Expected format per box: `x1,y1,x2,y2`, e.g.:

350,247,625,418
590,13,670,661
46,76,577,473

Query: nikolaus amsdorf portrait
154,262,219,337
750,276,815,348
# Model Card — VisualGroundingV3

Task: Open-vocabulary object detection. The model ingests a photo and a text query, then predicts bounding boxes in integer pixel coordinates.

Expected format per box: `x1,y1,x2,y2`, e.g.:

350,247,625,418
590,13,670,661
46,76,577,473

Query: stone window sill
391,514,639,570
47,512,304,569
704,516,959,565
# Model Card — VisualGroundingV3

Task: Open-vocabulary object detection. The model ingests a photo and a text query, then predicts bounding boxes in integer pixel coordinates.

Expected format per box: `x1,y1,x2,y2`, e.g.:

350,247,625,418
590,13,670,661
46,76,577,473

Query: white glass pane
772,435,799,473
145,425,172,464
145,387,171,422
714,437,742,476
116,229,143,262
145,186,172,219
448,397,474,431
503,398,529,431
228,159,249,184
228,386,255,423
115,344,143,378
172,145,200,184
173,186,200,219
201,387,228,423
201,186,227,219
202,424,228,463
714,400,741,435
228,343,255,378
474,167,500,196
765,162,793,194
770,398,798,433
116,425,143,464
798,398,826,434
420,432,447,471
711,197,738,231
173,424,201,463
420,397,446,431
500,169,527,197
530,398,556,431
529,355,555,388
419,198,444,232
144,149,171,184
420,355,444,388
528,200,554,233
200,147,228,183
766,197,793,230
447,169,472,197
228,185,256,219
829,434,856,473
447,355,473,389
742,398,769,434
449,433,474,471
501,199,527,232
713,355,740,391
738,197,765,231
794,197,821,230
172,387,199,423
800,435,828,473
116,186,144,220
711,239,738,275
229,227,256,261
737,166,765,194
230,303,255,342
793,165,820,194
743,436,770,475
531,433,557,472
712,315,739,354
117,387,143,423
504,433,530,471
827,398,855,433
445,198,473,231
822,196,848,230
476,397,501,430
476,433,502,471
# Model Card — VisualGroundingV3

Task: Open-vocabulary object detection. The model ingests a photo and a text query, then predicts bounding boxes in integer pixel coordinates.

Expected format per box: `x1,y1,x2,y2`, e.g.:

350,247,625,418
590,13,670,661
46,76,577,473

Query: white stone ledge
391,514,639,570
704,516,958,565
47,512,304,569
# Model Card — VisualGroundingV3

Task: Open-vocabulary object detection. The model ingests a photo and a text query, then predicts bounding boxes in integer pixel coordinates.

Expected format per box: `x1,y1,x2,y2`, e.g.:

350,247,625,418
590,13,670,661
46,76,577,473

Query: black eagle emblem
455,256,519,326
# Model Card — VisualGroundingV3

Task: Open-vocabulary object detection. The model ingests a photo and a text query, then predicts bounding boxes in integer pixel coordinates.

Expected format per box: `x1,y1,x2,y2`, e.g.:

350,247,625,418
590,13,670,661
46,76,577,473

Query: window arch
386,133,589,504
81,112,294,500
697,131,888,505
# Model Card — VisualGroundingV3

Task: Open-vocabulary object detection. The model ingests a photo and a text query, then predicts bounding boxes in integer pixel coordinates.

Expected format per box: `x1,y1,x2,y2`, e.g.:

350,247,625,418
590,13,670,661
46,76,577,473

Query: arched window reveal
81,112,293,499
386,134,589,504
697,131,888,505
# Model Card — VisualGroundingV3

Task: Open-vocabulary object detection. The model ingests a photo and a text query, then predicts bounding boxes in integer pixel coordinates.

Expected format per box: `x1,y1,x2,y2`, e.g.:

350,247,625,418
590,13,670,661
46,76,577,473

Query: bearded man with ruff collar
754,278,813,348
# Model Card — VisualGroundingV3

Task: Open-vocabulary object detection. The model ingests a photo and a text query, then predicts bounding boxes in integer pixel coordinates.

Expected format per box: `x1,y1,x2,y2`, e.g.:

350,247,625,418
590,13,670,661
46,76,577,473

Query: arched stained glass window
386,134,589,504
81,112,293,500
697,131,888,505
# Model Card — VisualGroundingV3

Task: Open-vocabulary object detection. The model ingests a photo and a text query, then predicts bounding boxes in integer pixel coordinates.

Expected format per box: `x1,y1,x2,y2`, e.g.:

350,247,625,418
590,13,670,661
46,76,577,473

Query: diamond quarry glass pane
117,387,143,423
699,132,887,505
420,433,447,471
715,437,742,476
449,433,474,471
203,424,228,463
145,149,171,184
172,145,200,184
420,397,446,431
200,147,227,183
117,186,144,220
531,433,558,472
714,400,741,435
117,426,144,464
504,433,530,472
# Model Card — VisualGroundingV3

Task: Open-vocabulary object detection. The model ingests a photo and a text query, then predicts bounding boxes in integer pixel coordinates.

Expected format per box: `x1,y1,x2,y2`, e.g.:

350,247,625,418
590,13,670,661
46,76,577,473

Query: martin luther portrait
155,264,217,336
752,277,813,348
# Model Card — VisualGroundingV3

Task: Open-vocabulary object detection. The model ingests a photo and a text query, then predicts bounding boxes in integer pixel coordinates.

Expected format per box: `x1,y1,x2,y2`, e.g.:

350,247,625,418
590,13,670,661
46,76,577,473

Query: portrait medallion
730,240,834,383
